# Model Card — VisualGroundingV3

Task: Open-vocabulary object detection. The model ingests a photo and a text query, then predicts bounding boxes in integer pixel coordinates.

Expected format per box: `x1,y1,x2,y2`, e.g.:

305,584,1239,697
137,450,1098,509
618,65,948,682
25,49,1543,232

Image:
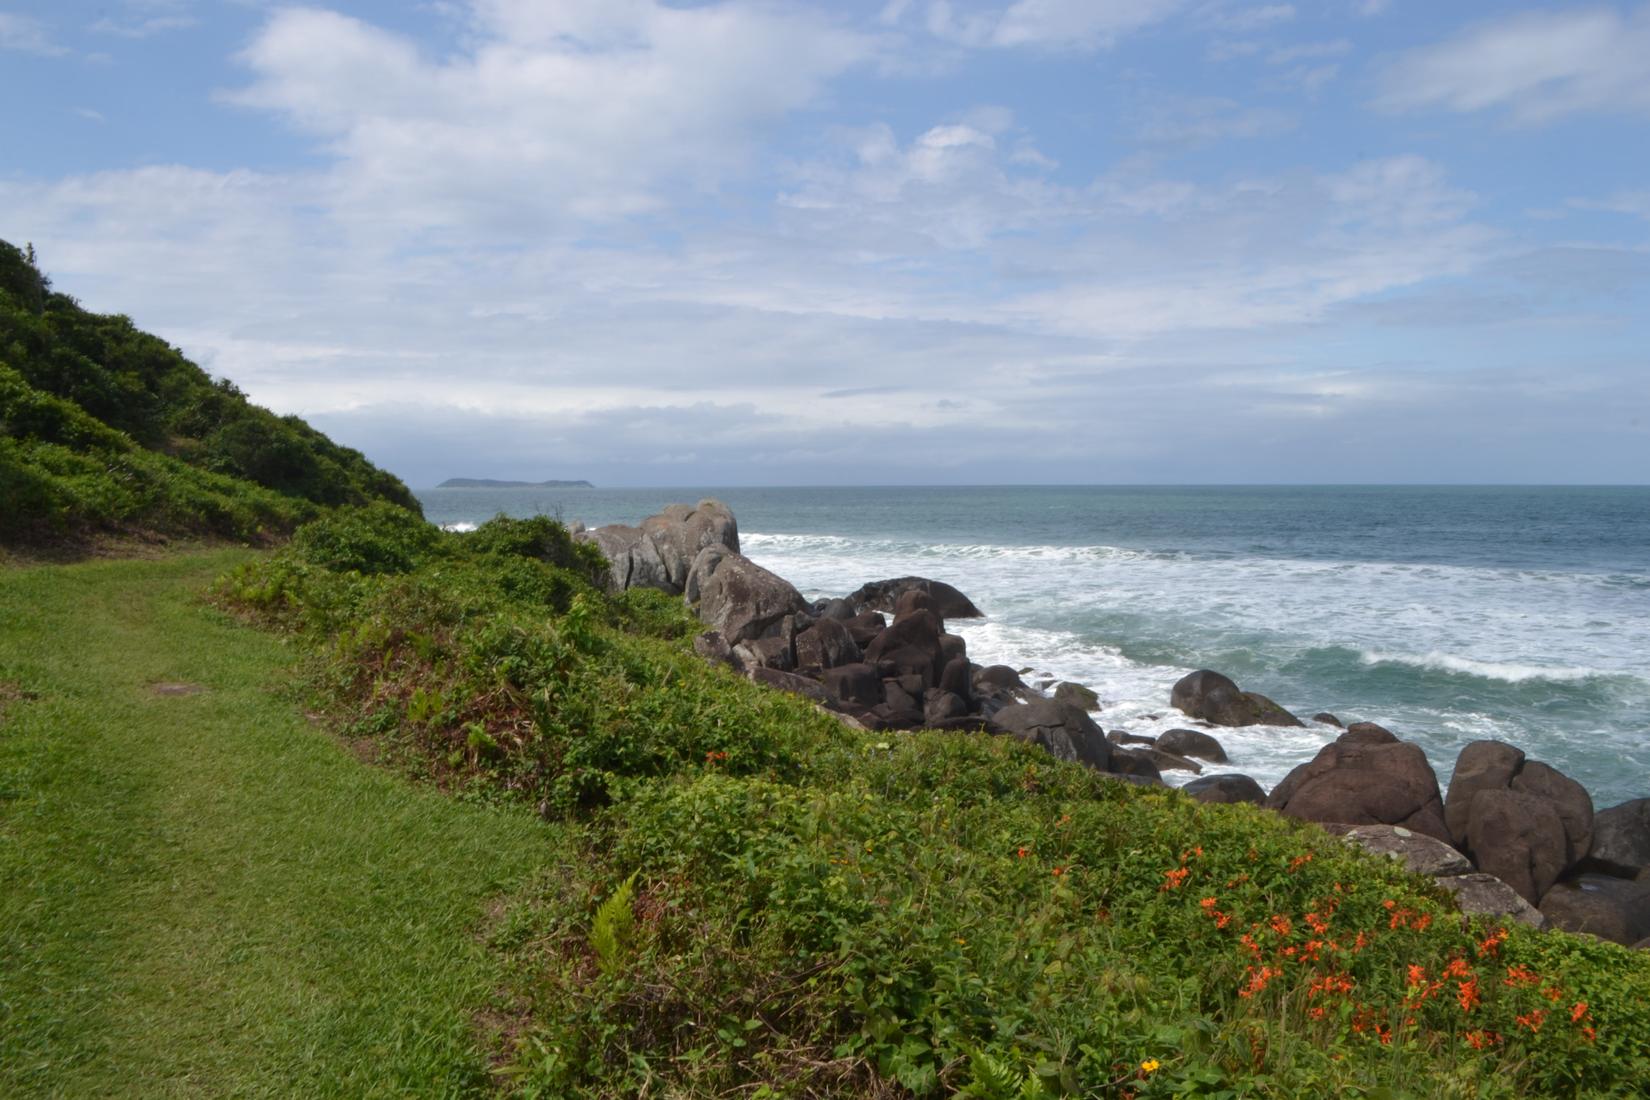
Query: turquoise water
417,485,1650,807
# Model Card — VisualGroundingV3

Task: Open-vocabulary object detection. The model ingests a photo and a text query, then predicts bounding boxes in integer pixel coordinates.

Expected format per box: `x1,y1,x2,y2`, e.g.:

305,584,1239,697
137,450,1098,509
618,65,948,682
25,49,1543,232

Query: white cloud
1198,3,1295,32
924,0,1185,50
0,12,67,55
1135,96,1296,144
228,2,873,238
1570,191,1650,220
1376,5,1650,123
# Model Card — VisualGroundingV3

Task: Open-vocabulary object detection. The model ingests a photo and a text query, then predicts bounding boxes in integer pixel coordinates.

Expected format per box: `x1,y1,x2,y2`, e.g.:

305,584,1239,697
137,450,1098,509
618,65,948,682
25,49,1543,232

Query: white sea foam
1356,650,1607,684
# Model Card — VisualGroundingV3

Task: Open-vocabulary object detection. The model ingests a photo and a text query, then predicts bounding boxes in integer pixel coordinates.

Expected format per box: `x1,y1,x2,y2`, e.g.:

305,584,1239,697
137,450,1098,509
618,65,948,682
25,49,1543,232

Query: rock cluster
579,504,1650,948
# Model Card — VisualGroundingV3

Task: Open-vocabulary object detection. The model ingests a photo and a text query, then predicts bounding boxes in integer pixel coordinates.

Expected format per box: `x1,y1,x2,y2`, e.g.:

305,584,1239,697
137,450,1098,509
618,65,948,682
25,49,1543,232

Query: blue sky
2,1,1647,486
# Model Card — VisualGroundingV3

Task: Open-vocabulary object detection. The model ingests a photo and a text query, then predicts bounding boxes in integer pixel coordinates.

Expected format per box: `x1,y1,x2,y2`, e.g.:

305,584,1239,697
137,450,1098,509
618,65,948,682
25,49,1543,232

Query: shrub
290,502,442,575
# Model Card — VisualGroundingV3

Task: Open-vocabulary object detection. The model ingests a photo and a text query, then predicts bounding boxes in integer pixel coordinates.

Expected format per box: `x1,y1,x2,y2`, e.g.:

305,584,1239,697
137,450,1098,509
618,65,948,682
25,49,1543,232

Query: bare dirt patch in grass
149,681,206,697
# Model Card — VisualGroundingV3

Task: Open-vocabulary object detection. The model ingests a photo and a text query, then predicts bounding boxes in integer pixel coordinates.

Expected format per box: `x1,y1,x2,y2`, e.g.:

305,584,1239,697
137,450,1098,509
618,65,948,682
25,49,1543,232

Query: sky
2,1,1648,487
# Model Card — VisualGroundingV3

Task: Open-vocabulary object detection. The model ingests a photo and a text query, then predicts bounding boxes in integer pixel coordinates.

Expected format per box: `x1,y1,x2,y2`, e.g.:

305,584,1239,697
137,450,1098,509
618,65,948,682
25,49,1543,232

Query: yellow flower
1141,1059,1160,1074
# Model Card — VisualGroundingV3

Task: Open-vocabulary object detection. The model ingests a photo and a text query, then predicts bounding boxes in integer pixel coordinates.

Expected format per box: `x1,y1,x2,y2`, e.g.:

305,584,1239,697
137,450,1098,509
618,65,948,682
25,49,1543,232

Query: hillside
0,240,417,549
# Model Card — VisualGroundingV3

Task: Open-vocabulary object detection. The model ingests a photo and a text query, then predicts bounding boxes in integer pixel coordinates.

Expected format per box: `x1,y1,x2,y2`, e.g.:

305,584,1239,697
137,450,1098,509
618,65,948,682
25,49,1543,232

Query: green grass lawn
0,551,562,1097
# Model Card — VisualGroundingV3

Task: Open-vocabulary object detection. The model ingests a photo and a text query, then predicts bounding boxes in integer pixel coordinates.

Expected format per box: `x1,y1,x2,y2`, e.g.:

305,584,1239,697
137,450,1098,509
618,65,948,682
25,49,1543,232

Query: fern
588,871,638,974
960,1048,1025,1099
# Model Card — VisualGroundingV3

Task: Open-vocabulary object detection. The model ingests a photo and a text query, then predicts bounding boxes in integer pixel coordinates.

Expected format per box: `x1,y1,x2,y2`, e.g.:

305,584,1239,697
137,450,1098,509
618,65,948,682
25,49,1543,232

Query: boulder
1588,798,1650,877
748,666,827,704
988,700,1111,772
1182,774,1267,805
1266,730,1449,842
1141,748,1202,775
892,588,941,619
694,552,808,645
1341,722,1398,746
843,611,888,649
1339,825,1473,878
1443,740,1526,845
1053,682,1100,711
939,657,973,703
636,500,739,591
1435,874,1548,930
1313,712,1344,728
970,666,1023,692
1107,748,1166,786
822,663,883,709
793,618,862,674
923,689,970,726
1445,742,1595,900
1466,789,1570,905
1156,728,1228,763
683,545,732,605
1107,730,1156,747
1170,669,1302,728
734,631,795,673
847,576,984,619
939,634,968,664
882,679,919,715
579,524,646,592
864,610,946,688
812,597,856,621
692,630,737,668
1539,874,1650,946
1509,762,1593,870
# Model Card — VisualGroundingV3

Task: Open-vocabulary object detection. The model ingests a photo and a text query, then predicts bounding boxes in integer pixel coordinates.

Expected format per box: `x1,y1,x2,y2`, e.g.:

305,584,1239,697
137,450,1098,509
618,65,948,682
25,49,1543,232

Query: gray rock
1108,748,1166,786
1182,774,1266,805
1539,873,1650,946
1435,873,1548,929
821,663,884,709
749,666,826,703
1510,761,1594,871
923,689,970,726
694,552,808,645
1340,824,1473,878
683,545,731,605
846,576,984,619
793,618,861,674
1312,712,1344,728
1156,728,1228,763
640,499,739,592
1142,748,1202,775
1589,798,1650,877
1340,722,1398,746
989,700,1111,772
1053,681,1099,711
1170,669,1302,728
692,630,736,668
1107,730,1156,746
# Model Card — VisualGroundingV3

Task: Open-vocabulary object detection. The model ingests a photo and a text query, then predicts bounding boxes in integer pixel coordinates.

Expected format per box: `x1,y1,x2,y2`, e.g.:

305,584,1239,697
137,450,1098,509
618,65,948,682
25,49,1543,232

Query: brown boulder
793,618,861,674
1466,789,1570,905
694,552,808,645
1539,874,1650,946
847,576,983,619
1182,774,1267,805
1266,731,1449,841
1443,740,1526,845
1170,669,1302,727
1156,728,1227,763
821,663,883,709
1589,798,1650,877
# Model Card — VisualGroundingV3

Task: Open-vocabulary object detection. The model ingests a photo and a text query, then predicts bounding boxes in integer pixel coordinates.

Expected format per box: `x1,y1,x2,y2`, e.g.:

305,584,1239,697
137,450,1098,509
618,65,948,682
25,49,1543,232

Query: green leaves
589,872,638,975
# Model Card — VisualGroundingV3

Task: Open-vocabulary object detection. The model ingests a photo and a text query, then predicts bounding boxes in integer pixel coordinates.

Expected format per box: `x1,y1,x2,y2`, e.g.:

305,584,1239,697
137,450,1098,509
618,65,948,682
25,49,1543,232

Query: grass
0,551,564,1096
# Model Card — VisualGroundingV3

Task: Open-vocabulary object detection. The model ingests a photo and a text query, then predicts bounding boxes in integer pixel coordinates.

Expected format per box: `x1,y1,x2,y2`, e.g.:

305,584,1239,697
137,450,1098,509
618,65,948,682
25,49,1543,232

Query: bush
290,502,443,575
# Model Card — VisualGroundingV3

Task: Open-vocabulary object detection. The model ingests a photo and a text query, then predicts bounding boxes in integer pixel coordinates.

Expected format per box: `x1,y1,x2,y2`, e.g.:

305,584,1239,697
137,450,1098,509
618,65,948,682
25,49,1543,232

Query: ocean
415,485,1650,809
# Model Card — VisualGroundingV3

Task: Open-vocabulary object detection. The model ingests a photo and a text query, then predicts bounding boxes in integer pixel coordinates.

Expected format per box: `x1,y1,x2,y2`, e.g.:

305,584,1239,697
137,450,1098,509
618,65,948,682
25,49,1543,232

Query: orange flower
1581,1025,1597,1043
1288,852,1314,872
1515,1009,1547,1033
1354,931,1371,952
1464,1029,1501,1050
1051,865,1066,877
1407,964,1426,988
1457,978,1481,1013
1542,985,1564,1003
1476,928,1508,958
1161,866,1190,890
1503,964,1539,987
1305,910,1330,935
1017,846,1030,859
1571,1001,1590,1023
1238,965,1281,999
1443,957,1471,980
1269,914,1293,936
1200,896,1219,910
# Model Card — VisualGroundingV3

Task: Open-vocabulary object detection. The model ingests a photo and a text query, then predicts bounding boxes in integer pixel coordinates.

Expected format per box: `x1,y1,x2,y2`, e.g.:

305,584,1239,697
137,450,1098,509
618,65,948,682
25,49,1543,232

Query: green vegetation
0,240,417,549
0,551,562,1095
210,512,1650,1098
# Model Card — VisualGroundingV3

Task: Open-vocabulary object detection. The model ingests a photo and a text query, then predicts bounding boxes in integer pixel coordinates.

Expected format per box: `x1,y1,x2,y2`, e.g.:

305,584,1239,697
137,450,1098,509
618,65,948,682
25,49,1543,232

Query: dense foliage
217,511,1650,1098
0,240,417,547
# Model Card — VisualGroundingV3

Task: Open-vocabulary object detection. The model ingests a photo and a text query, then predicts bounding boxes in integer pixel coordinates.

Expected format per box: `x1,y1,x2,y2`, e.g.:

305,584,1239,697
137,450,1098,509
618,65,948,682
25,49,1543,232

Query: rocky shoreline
575,499,1650,949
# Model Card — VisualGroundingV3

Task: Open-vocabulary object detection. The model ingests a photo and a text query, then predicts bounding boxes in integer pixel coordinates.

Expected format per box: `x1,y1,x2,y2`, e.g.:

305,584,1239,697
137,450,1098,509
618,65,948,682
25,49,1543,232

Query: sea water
416,485,1650,807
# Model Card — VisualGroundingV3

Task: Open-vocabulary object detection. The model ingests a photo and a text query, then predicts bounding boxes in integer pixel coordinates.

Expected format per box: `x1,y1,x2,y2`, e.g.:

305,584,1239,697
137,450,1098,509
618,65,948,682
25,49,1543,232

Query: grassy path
0,552,559,1097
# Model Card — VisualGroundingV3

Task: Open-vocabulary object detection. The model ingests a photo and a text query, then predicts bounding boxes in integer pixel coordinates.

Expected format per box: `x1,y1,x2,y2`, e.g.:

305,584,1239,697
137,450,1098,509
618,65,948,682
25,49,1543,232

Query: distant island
435,478,594,489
